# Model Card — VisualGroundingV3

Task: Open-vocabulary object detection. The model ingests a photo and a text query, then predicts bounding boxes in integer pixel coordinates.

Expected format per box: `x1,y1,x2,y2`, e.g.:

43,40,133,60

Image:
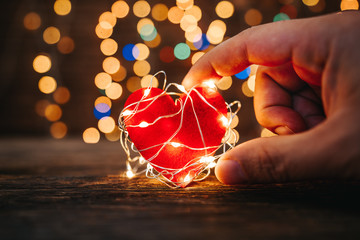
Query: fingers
182,14,334,89
214,118,345,184
254,64,325,133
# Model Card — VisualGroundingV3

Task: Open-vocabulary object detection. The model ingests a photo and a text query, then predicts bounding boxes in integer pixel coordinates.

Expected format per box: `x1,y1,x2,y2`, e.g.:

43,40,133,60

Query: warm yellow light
261,128,277,137
206,20,226,44
105,82,123,100
137,18,154,33
105,127,121,142
126,76,141,92
302,0,320,6
185,26,202,43
95,72,112,90
184,5,202,21
126,170,135,178
103,57,120,74
144,34,161,48
99,11,117,29
171,142,181,147
242,80,254,97
98,116,116,133
133,1,151,18
216,76,232,90
95,23,113,39
100,38,118,56
199,156,215,163
33,55,51,73
228,129,240,144
228,113,239,129
43,26,60,45
83,127,100,144
141,75,159,88
111,1,130,18
168,6,184,24
35,99,50,117
95,96,112,108
133,60,151,77
247,75,256,92
50,121,67,139
176,0,194,10
57,36,75,54
54,0,71,16
220,115,229,128
23,12,41,30
111,66,127,82
216,1,234,19
191,51,204,65
151,3,168,21
202,80,217,89
244,9,263,26
53,86,70,104
38,76,57,94
45,104,62,122
180,14,198,32
135,43,150,60
341,0,359,10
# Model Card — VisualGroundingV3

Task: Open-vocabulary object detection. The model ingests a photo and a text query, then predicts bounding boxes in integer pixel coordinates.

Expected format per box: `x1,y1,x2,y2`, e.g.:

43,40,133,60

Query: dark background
0,0,342,141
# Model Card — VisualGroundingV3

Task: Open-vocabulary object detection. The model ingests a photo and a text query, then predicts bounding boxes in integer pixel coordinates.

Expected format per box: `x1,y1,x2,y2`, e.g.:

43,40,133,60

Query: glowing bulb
177,85,187,93
199,156,215,163
139,156,146,164
220,115,229,127
126,170,135,178
171,142,181,148
202,80,217,89
139,121,149,128
123,110,133,116
184,173,191,182
144,88,151,97
208,162,217,168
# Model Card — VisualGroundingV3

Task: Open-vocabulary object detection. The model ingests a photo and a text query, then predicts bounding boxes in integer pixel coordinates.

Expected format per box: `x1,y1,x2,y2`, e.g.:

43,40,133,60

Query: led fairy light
118,71,240,188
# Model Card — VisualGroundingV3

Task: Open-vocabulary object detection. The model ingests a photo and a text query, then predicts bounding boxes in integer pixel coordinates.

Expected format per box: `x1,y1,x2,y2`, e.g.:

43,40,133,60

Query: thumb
215,122,346,184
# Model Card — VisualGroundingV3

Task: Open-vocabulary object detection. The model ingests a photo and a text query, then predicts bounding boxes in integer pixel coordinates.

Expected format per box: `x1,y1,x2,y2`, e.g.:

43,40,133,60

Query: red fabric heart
123,86,227,187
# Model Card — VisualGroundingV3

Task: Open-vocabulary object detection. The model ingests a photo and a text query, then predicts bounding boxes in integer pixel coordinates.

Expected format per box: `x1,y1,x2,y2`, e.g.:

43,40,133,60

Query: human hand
182,11,360,184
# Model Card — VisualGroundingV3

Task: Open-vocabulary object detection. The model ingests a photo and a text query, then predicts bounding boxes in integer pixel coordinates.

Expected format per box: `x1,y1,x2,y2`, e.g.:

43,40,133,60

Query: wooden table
1,138,360,240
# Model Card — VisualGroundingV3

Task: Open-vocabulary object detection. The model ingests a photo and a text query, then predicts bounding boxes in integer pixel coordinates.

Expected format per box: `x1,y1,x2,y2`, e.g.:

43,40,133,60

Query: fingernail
274,126,294,135
215,159,248,184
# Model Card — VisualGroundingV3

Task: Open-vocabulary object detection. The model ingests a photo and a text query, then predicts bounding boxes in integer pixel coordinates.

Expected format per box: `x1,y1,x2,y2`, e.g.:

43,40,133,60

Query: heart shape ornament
122,83,228,187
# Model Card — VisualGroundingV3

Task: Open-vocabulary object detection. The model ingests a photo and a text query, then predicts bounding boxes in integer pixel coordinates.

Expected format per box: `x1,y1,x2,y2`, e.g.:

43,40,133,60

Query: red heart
123,85,227,187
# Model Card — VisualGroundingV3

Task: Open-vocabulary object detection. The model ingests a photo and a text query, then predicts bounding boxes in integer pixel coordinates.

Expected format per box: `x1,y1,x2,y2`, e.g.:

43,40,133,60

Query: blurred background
0,0,358,144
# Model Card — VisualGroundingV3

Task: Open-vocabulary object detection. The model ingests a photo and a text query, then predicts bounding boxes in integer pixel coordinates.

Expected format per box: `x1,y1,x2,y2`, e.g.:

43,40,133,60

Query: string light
118,71,241,188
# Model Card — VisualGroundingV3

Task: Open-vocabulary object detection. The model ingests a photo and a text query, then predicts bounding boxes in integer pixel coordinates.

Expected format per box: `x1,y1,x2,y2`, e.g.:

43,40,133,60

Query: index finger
182,14,333,89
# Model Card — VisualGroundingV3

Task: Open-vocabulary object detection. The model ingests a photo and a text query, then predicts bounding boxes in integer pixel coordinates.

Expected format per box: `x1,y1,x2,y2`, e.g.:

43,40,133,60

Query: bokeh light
95,72,112,89
133,60,151,77
111,66,127,82
38,76,57,94
144,34,161,48
94,103,111,120
180,15,197,32
177,0,194,10
235,67,251,79
216,76,232,90
134,43,150,60
95,23,113,39
191,51,204,65
102,57,120,74
45,104,62,122
33,55,51,73
99,11,117,29
206,20,226,44
280,4,298,18
261,128,277,137
193,34,210,50
100,38,118,56
54,0,72,16
98,116,116,133
242,81,254,97
215,1,234,19
83,127,100,144
43,26,61,44
184,5,202,21
140,24,157,41
274,13,290,22
95,96,112,109
152,3,169,21
168,6,184,24
126,76,141,92
105,127,121,142
111,1,130,18
244,9,263,26
50,121,67,139
174,43,191,60
247,75,256,92
133,1,151,18
141,75,159,88
57,36,75,54
35,99,50,117
105,82,123,100
302,0,320,6
341,0,359,10
160,46,175,63
24,12,41,30
53,87,70,104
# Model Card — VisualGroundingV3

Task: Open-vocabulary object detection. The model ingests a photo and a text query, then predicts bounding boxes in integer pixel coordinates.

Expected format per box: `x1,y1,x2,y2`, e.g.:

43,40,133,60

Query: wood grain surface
1,138,360,240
